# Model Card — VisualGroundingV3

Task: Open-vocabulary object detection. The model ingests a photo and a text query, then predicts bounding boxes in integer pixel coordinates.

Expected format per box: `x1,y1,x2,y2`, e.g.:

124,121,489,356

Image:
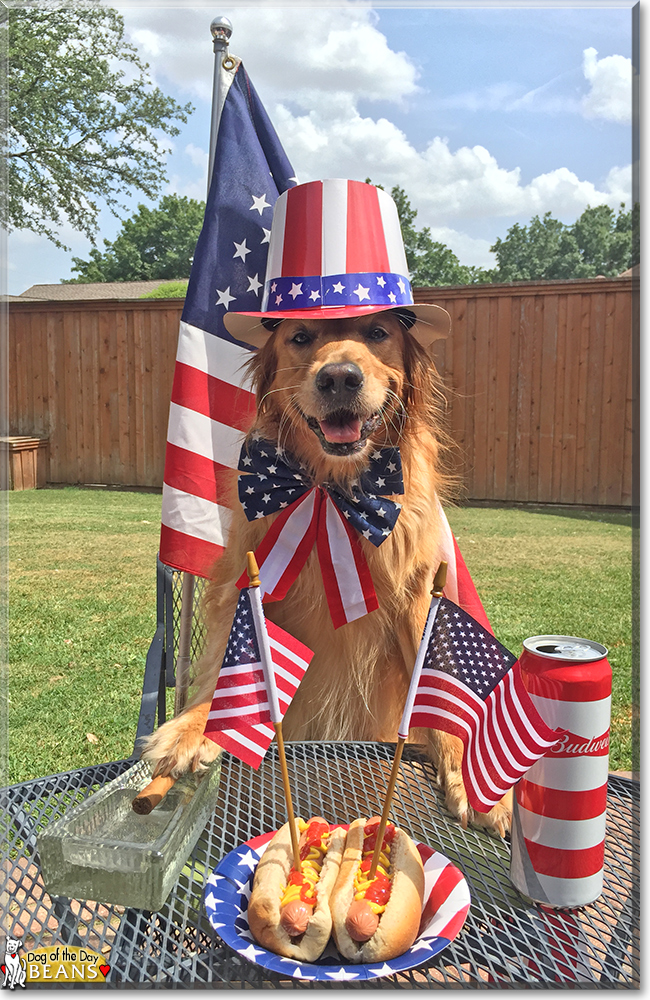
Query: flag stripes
170,362,257,432
410,664,559,811
203,590,313,768
163,444,235,507
210,722,275,769
405,597,561,812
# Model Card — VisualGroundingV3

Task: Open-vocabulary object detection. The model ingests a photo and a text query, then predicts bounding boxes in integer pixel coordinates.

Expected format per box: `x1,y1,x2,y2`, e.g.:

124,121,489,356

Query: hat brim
223,302,451,352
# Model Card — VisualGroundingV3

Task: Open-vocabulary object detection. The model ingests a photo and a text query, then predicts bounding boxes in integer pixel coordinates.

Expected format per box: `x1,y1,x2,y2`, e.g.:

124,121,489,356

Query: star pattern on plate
325,967,361,981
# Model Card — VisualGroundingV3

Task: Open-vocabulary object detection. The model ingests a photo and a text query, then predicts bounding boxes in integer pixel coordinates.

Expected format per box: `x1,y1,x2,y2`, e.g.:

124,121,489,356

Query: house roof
11,279,182,301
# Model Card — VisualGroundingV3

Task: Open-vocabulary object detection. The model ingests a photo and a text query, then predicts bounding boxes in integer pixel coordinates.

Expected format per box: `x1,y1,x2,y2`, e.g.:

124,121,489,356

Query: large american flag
203,588,313,769
407,598,562,812
159,59,296,576
157,59,492,635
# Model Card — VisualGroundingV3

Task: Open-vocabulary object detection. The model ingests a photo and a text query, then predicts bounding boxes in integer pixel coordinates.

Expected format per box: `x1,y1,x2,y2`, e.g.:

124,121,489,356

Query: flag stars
353,283,370,302
332,281,345,294
233,238,251,262
247,273,263,295
216,286,236,309
250,193,271,215
288,282,303,300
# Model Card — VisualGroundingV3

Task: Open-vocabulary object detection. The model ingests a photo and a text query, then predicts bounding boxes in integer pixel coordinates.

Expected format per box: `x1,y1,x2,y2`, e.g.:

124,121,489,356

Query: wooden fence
8,275,634,505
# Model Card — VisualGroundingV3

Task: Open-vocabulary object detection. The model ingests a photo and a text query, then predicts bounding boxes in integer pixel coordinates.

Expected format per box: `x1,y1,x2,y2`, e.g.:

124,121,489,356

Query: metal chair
134,561,206,754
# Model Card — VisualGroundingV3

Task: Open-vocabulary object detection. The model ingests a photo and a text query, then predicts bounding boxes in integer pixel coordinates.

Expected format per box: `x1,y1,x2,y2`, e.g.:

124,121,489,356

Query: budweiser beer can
509,635,611,907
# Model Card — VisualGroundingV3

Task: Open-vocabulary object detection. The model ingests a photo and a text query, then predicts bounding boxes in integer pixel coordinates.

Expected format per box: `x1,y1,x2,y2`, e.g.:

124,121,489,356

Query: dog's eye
290,330,312,345
367,326,389,341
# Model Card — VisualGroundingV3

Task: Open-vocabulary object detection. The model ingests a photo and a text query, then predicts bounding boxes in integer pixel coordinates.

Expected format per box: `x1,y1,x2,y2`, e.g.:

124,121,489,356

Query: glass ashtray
38,758,222,910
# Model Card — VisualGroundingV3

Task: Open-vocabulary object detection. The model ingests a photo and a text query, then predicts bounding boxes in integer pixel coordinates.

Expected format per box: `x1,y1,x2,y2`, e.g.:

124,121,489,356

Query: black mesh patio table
1,742,639,988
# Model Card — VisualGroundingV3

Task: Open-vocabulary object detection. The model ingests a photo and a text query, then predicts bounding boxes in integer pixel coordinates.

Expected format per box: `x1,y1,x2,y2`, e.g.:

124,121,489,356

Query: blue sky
6,1,635,295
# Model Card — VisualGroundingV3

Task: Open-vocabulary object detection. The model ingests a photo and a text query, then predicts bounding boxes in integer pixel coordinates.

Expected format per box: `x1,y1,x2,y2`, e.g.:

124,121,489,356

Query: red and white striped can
509,635,611,907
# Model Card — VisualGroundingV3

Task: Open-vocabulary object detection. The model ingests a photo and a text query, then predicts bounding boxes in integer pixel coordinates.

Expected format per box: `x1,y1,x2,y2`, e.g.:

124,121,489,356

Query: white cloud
272,103,631,227
124,5,418,109
581,47,631,123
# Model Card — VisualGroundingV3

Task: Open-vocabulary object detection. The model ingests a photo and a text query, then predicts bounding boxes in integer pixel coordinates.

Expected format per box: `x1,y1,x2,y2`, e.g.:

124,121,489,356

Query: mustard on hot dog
329,816,425,963
247,817,346,961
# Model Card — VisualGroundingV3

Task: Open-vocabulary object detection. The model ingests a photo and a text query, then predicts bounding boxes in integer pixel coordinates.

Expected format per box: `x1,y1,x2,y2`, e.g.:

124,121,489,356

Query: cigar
132,775,177,814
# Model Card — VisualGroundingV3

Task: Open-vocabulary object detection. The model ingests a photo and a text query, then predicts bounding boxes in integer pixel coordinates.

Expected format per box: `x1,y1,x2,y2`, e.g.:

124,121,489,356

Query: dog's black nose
315,362,364,397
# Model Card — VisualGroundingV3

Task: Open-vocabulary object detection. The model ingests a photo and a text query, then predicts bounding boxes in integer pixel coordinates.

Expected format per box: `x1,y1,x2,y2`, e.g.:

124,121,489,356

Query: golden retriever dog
142,309,511,837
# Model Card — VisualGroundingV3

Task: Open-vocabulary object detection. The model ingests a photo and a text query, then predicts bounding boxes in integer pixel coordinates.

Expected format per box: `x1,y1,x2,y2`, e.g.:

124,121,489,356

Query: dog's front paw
438,765,512,838
139,712,221,779
426,729,512,837
469,789,512,838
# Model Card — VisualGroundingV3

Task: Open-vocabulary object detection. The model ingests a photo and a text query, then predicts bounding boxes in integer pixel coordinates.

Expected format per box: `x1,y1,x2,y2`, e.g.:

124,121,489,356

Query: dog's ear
401,330,447,427
244,334,278,412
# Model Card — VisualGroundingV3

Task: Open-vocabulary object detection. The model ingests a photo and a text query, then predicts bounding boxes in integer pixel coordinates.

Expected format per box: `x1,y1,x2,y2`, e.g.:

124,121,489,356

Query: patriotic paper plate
204,829,470,982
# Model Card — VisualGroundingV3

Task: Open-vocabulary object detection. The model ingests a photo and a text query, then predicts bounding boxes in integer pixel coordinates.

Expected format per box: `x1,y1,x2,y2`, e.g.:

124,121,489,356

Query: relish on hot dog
329,816,425,963
247,817,346,961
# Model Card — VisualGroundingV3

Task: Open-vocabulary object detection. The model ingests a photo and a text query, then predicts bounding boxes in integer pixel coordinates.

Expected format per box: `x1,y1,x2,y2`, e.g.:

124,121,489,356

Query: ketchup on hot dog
279,817,330,937
345,817,396,942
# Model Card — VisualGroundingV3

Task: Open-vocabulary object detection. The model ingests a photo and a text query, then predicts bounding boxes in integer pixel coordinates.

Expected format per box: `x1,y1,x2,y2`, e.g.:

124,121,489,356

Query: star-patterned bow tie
236,438,404,628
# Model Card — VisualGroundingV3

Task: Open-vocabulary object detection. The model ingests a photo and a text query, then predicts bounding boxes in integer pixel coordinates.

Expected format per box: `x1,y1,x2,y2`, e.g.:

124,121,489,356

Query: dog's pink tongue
319,417,362,443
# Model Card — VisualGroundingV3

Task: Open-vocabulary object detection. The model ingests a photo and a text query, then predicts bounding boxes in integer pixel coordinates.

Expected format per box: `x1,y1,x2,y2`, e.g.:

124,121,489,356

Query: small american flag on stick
203,587,313,769
402,597,562,812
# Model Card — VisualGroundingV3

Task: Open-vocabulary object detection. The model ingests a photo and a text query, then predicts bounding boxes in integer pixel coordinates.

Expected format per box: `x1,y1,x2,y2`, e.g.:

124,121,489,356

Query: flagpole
367,560,448,880
207,16,233,194
246,551,302,873
175,14,233,714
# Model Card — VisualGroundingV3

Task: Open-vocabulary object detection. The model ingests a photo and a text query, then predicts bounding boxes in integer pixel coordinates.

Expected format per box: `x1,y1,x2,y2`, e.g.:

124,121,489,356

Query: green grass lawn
5,488,635,784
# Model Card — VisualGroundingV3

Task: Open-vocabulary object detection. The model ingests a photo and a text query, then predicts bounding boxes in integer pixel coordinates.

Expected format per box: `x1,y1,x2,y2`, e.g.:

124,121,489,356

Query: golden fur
141,312,511,836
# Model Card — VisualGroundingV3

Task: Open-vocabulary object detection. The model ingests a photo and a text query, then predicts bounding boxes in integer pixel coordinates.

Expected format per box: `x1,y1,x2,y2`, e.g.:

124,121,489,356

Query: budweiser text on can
509,635,611,907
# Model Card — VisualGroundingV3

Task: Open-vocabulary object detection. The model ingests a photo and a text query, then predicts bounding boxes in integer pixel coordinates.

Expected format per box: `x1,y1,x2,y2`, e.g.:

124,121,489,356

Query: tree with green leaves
5,5,193,249
490,204,636,282
66,195,205,282
382,184,489,286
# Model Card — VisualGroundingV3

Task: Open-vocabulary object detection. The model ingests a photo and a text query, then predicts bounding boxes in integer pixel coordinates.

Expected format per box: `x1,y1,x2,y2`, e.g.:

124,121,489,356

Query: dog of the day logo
1,940,109,987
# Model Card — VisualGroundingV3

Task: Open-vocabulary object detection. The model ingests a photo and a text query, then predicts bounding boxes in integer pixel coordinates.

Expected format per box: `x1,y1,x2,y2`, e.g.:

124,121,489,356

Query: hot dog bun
329,817,425,963
247,818,346,961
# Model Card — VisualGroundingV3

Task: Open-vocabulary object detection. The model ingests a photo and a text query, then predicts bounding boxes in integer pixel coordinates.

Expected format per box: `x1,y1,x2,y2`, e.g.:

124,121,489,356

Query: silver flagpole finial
210,15,232,49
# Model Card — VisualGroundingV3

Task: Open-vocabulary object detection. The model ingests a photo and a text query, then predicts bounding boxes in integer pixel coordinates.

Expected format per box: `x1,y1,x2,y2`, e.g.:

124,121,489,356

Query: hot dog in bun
247,816,346,961
329,816,425,963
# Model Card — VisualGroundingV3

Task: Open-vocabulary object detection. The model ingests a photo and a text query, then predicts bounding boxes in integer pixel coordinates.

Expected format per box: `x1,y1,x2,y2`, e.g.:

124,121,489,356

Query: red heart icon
99,965,110,977
1,964,5,974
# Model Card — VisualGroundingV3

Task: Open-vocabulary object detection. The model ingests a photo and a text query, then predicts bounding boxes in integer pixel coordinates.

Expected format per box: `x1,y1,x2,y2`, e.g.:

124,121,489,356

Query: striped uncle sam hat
223,179,451,351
